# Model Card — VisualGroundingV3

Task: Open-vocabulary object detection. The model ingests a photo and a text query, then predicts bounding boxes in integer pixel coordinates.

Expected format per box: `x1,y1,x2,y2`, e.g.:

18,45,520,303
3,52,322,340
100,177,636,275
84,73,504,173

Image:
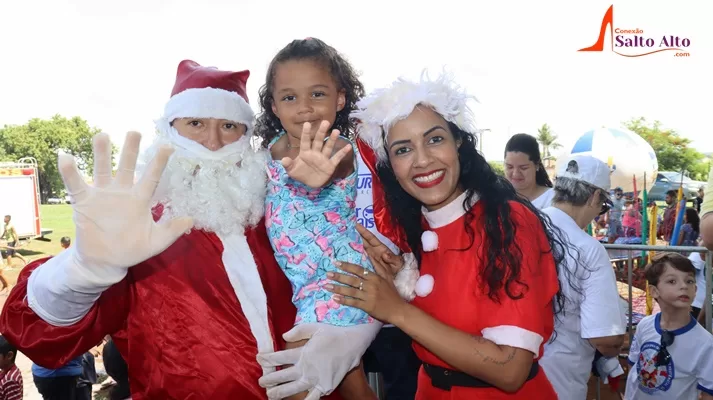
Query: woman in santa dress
325,73,570,399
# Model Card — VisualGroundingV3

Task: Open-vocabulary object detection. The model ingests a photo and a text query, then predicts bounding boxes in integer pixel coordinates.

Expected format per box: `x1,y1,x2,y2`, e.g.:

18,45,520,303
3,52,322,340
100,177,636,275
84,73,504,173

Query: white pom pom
415,274,434,297
421,231,438,252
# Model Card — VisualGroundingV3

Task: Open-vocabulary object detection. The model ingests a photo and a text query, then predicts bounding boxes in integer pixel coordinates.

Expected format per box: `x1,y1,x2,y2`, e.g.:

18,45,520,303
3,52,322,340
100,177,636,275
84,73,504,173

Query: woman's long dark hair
504,133,553,188
377,122,572,320
255,38,365,148
685,207,700,233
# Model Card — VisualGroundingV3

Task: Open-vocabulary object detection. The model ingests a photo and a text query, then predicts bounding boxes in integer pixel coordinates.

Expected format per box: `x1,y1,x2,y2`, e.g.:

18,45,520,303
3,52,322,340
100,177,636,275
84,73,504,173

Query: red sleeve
479,203,559,355
2,380,22,400
0,258,130,369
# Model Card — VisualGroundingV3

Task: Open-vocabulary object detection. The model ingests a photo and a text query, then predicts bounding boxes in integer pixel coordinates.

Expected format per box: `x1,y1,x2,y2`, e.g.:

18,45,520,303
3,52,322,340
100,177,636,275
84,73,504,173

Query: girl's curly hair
255,38,365,148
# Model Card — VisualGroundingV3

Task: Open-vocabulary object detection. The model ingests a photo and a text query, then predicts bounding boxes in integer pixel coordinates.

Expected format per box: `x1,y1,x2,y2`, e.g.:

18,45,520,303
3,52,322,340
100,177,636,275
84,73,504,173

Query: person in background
504,133,555,209
76,351,97,400
658,190,678,243
0,336,22,400
625,253,713,399
32,233,94,400
605,187,626,243
689,241,707,320
32,355,84,400
2,215,28,267
701,170,713,251
678,208,700,249
621,198,643,239
538,155,626,399
696,186,704,213
103,337,131,400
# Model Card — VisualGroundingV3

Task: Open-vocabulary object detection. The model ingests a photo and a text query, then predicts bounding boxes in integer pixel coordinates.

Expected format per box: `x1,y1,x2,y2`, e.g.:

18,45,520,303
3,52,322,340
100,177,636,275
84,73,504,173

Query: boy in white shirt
626,252,713,399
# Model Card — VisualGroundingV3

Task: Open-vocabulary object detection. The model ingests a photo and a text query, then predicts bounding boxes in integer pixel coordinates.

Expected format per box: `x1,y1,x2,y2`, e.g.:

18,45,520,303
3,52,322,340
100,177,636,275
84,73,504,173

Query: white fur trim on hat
160,87,255,135
351,71,477,164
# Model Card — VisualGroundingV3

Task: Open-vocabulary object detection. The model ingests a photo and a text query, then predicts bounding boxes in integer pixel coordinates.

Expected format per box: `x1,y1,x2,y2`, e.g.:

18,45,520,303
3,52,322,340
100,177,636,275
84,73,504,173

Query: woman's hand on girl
325,259,408,324
281,121,352,188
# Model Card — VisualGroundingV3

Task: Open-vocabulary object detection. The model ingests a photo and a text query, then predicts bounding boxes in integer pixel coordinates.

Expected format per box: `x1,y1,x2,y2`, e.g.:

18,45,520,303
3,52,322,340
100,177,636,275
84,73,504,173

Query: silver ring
359,281,364,291
363,269,370,277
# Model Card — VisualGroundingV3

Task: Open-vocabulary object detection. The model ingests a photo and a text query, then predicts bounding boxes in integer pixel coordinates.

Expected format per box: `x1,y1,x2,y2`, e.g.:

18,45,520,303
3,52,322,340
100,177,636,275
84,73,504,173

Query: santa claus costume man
0,60,381,400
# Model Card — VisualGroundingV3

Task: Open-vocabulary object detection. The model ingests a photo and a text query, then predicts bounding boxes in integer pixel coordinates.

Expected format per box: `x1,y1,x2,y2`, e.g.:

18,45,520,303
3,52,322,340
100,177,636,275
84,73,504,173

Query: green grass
4,204,75,284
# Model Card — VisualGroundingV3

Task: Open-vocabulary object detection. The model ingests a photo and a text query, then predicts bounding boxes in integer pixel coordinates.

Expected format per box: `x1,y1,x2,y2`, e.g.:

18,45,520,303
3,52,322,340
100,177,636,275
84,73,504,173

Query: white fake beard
139,135,268,236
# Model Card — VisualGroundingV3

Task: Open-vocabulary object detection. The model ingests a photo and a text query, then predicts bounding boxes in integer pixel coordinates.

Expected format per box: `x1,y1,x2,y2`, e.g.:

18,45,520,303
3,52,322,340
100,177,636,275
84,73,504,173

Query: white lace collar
422,191,479,229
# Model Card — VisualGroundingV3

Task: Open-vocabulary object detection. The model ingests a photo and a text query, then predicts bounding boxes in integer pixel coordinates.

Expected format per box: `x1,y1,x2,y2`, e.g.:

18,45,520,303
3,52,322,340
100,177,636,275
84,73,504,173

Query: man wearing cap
538,155,627,399
0,61,379,400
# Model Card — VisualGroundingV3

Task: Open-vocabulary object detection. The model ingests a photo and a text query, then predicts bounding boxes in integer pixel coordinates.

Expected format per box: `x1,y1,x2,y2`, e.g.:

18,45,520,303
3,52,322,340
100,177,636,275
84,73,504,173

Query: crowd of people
0,37,711,400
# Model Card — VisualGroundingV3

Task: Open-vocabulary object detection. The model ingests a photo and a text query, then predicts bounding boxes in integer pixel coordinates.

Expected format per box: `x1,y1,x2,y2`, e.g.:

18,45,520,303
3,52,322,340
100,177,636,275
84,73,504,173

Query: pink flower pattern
264,132,375,327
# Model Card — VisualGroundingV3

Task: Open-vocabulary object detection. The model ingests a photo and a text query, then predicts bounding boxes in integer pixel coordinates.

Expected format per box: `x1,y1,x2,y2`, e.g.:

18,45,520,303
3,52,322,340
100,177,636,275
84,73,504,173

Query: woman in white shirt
689,244,707,320
538,155,627,399
504,134,554,209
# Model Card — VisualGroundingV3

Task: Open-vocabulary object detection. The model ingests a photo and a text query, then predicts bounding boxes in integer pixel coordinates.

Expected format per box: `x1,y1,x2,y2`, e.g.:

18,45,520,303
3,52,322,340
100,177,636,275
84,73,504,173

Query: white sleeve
696,339,713,396
627,326,641,366
580,246,627,339
27,247,126,327
689,252,703,270
481,326,543,355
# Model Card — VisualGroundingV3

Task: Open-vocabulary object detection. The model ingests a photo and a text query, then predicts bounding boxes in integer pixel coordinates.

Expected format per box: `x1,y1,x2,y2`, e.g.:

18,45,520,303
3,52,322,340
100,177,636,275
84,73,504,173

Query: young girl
255,37,377,400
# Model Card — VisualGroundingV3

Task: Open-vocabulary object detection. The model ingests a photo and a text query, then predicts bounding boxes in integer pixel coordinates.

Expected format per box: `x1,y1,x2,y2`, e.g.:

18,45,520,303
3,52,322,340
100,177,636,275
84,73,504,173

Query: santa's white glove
256,322,382,400
61,132,193,291
28,133,193,325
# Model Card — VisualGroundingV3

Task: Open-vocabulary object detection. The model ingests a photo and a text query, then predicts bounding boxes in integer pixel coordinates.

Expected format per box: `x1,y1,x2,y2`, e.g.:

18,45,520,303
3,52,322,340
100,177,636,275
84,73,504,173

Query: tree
489,161,505,176
623,117,708,180
536,124,562,162
0,115,113,202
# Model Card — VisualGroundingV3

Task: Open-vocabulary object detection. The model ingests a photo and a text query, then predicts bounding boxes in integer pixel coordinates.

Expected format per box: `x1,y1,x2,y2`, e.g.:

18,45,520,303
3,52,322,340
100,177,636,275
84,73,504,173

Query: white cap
556,155,612,191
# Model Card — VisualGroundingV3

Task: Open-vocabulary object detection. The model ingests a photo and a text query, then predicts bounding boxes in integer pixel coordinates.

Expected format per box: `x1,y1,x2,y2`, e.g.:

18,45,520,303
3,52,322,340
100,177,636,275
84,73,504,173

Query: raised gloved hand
60,132,193,291
256,322,381,400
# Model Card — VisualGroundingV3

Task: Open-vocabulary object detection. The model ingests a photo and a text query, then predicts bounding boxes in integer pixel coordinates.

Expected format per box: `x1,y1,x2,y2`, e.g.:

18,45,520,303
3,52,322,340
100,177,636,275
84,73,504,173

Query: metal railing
603,243,713,336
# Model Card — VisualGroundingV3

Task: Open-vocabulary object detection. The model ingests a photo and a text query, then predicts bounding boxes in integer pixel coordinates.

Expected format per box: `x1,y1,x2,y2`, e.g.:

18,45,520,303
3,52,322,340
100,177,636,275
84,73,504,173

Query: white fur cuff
481,325,544,356
394,252,419,301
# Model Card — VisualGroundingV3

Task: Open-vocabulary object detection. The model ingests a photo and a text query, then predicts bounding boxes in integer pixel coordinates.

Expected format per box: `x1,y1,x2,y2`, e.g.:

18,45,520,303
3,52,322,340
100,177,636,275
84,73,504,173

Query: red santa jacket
0,213,344,400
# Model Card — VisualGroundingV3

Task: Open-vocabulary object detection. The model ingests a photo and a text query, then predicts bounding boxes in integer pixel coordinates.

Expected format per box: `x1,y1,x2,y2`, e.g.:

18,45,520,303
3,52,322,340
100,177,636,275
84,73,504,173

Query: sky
1,0,710,161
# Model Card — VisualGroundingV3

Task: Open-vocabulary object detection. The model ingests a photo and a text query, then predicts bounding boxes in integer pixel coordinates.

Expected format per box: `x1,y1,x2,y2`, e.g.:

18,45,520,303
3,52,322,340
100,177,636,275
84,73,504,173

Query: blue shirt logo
357,173,372,190
356,205,375,229
635,341,674,394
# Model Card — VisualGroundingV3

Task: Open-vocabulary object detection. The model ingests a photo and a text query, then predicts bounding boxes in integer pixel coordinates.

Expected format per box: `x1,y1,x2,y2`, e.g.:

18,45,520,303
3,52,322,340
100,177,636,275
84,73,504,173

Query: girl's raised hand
282,121,352,188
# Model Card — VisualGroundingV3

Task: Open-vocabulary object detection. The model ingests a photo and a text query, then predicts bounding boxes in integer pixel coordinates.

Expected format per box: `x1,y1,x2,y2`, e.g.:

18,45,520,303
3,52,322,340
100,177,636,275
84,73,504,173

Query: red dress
411,200,560,399
0,211,344,400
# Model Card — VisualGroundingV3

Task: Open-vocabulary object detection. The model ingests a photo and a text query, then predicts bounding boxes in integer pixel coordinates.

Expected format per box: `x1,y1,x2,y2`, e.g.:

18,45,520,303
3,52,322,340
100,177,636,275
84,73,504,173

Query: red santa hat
158,60,255,136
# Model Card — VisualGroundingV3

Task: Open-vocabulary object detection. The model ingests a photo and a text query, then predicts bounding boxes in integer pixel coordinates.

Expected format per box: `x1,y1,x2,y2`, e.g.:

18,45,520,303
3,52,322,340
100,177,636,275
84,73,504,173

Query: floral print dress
264,132,375,326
